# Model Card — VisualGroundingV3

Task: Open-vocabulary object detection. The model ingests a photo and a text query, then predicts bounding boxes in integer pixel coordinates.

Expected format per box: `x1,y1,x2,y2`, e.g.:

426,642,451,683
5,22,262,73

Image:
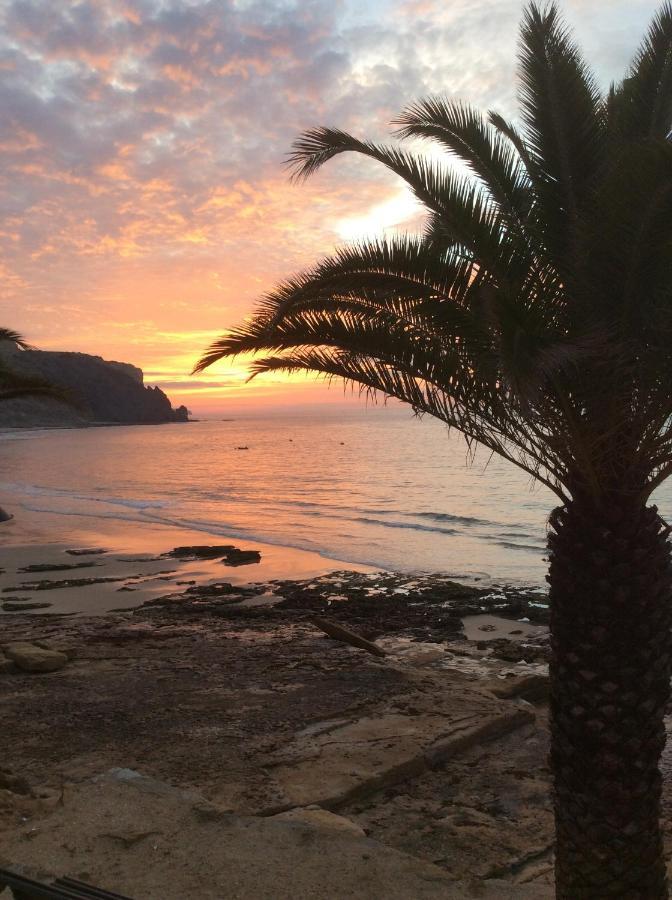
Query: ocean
2,405,671,587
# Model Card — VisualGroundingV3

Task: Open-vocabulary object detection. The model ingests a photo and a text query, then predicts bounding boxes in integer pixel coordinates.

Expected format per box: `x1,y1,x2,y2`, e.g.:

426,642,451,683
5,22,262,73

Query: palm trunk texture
548,498,672,898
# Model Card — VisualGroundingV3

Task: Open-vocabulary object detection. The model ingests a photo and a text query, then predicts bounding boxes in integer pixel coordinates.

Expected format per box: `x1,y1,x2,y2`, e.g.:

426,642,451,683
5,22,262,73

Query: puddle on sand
378,635,548,680
461,614,548,642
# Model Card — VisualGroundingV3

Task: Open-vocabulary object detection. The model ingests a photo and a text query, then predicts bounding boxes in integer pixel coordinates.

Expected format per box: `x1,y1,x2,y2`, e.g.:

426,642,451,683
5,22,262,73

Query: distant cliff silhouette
0,345,189,427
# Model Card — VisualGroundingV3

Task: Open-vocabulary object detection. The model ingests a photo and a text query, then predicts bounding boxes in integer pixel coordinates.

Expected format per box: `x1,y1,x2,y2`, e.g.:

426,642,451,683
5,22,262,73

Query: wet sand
0,507,373,616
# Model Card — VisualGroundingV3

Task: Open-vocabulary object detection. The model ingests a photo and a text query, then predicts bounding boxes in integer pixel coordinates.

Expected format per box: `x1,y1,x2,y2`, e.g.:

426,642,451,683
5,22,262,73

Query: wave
355,515,458,536
10,481,546,555
0,481,172,511
489,539,546,553
415,510,493,527
5,479,542,541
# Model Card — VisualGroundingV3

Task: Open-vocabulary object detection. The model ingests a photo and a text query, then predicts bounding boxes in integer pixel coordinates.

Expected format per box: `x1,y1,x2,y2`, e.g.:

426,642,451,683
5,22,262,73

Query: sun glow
335,190,422,242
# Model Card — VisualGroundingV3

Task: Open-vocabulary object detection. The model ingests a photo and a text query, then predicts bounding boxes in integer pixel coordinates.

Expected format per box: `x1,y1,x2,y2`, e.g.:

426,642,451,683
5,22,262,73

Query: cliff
0,346,189,428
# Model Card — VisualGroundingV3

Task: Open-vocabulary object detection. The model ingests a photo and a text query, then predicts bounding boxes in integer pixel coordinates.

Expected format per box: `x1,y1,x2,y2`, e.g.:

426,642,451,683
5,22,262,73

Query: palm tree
0,328,67,403
196,4,672,895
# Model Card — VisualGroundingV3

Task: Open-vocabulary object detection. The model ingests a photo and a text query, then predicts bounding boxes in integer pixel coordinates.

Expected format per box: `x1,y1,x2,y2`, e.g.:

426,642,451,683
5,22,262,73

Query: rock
222,549,261,567
164,545,261,566
272,806,366,837
66,548,107,556
480,638,549,664
164,545,237,559
18,562,99,573
265,701,533,811
3,642,68,673
484,674,549,701
2,601,53,612
0,769,31,795
4,575,132,591
0,506,13,522
142,581,261,612
0,653,16,673
1,773,542,900
33,640,76,660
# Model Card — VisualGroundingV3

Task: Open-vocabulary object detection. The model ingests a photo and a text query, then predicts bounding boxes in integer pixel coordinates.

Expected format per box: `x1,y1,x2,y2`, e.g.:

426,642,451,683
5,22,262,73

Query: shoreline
0,505,540,618
0,508,376,617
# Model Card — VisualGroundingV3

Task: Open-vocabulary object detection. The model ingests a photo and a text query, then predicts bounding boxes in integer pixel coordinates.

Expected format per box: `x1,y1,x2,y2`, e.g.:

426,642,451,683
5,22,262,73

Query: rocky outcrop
0,344,190,427
3,642,68,672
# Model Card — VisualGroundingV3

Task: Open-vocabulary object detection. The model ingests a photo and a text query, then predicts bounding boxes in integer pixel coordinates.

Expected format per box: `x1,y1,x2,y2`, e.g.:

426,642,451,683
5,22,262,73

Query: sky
0,0,662,413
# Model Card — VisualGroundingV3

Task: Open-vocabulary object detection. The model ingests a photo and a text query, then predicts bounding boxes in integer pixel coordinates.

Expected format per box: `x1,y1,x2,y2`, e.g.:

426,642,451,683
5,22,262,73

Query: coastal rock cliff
0,345,189,427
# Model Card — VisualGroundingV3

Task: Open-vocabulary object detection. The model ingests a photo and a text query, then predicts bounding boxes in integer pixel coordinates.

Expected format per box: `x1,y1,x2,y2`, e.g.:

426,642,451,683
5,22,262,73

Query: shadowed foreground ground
1,560,670,896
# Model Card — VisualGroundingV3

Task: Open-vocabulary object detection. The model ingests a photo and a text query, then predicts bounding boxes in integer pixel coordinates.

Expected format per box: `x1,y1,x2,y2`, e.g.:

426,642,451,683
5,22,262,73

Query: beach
0,502,563,896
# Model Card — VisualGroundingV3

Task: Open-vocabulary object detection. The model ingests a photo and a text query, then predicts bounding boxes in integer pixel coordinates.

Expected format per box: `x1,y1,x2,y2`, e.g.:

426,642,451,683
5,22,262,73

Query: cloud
0,0,661,409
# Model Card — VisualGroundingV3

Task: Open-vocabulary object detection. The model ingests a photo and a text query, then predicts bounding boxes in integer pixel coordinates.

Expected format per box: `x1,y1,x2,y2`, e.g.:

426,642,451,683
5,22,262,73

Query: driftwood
310,616,387,657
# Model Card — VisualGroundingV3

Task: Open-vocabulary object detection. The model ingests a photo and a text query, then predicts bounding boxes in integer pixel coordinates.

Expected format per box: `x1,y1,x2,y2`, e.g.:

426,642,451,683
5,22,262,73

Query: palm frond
610,2,672,139
288,127,526,274
579,141,672,328
518,2,605,257
488,112,537,177
394,99,532,228
246,347,565,496
0,328,33,350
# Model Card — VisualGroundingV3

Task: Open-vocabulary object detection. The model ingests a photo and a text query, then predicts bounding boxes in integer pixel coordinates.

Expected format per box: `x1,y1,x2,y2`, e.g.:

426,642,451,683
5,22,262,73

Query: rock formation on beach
0,343,189,427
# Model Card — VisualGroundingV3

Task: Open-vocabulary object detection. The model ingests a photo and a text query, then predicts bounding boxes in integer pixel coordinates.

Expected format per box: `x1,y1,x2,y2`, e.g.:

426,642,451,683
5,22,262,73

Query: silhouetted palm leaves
0,329,68,404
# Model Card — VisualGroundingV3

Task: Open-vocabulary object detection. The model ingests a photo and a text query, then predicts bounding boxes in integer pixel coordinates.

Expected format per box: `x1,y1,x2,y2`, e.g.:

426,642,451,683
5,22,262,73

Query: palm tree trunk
548,496,672,898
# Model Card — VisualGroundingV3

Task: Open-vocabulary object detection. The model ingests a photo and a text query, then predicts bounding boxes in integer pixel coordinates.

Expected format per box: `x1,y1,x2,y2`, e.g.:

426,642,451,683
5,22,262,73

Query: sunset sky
0,0,659,413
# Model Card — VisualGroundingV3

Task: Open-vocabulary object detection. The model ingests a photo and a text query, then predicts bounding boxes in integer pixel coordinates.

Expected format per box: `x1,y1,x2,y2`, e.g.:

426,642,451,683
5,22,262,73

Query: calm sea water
2,405,671,586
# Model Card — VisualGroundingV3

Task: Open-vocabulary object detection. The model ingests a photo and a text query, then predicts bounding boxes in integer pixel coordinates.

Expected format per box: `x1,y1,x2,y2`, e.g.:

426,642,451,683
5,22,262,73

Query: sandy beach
0,509,668,898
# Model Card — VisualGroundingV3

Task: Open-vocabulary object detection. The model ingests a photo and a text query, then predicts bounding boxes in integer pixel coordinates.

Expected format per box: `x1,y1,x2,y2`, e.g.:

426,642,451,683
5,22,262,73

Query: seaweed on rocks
164,545,238,559
163,545,261,566
3,575,142,592
133,569,550,643
66,548,107,556
18,562,100,573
